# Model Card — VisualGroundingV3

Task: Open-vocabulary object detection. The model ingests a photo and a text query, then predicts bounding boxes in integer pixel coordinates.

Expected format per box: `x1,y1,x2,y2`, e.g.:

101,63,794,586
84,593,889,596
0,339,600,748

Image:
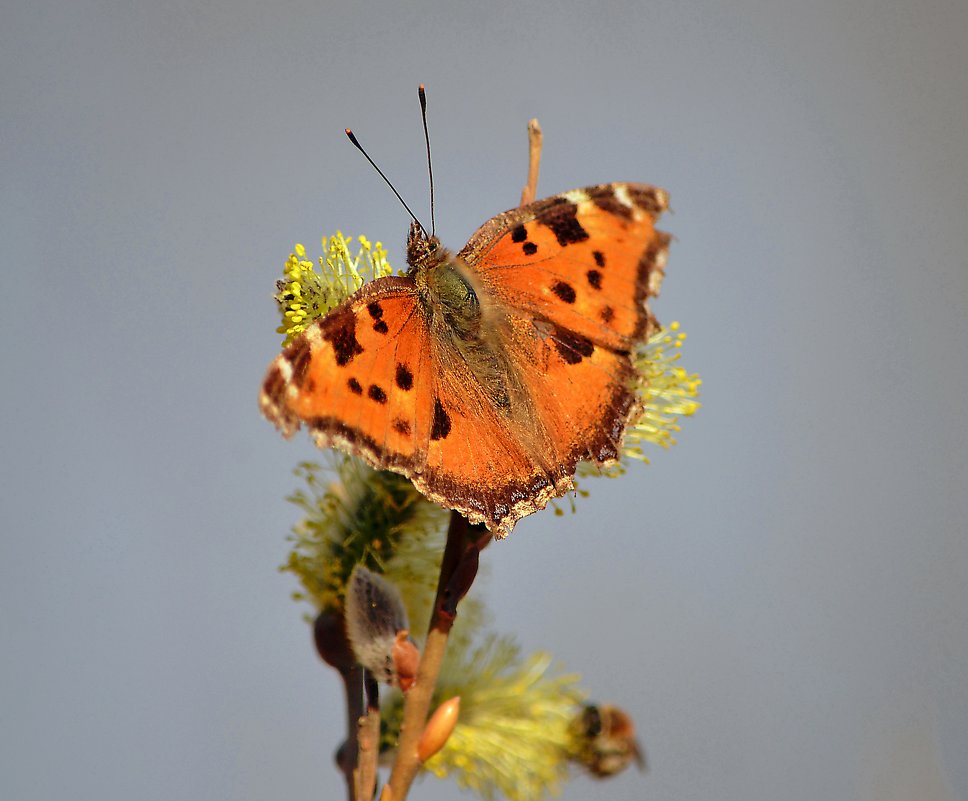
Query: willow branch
354,672,380,801
385,512,490,800
315,611,366,801
336,667,364,801
314,611,383,801
520,118,543,205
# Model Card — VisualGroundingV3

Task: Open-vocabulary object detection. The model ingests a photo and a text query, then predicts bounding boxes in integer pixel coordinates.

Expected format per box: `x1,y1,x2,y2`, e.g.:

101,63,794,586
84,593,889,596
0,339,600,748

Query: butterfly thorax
407,224,517,412
407,224,483,342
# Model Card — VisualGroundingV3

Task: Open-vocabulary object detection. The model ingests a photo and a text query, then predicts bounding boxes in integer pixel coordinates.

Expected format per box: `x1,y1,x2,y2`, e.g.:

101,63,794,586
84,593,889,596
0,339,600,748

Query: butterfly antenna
345,128,426,233
418,84,435,237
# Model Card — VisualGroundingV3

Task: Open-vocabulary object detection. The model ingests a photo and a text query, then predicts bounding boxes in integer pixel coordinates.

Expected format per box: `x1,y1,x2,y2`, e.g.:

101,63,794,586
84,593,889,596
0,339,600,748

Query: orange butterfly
260,183,670,538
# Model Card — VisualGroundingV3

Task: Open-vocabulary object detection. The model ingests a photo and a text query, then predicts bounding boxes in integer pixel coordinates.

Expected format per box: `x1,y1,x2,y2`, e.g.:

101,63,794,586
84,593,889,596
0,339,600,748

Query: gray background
2,1,966,800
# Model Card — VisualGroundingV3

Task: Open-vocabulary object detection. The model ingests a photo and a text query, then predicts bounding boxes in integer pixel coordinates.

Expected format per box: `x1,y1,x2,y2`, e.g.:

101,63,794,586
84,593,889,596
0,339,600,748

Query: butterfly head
406,221,444,274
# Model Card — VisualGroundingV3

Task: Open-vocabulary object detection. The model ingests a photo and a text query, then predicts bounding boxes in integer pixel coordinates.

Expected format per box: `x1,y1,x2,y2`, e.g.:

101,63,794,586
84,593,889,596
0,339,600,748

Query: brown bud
312,611,355,673
391,630,420,692
417,696,461,762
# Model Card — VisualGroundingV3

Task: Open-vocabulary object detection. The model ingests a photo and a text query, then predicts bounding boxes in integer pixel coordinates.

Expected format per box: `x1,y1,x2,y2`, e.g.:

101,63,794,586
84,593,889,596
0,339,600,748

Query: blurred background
2,1,966,799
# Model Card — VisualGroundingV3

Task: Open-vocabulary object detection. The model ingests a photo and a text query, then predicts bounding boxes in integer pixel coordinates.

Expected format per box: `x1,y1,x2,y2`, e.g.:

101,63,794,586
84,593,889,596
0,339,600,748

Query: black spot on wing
323,315,364,366
431,398,451,440
593,250,606,267
552,328,595,365
373,320,389,335
600,305,615,323
392,418,411,436
395,363,413,391
511,225,528,243
551,281,576,304
586,269,602,290
368,384,387,404
540,201,589,246
366,302,384,320
523,241,538,256
347,377,363,394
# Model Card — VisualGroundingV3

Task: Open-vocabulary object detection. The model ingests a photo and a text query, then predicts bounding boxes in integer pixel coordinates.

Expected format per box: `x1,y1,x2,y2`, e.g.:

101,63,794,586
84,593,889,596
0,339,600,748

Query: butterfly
260,182,670,538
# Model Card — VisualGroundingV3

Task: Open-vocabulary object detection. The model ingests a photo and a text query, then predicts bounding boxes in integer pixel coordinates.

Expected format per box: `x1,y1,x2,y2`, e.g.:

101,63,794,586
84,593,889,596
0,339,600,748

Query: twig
355,672,380,800
315,612,381,801
336,666,364,801
520,118,543,205
385,512,490,800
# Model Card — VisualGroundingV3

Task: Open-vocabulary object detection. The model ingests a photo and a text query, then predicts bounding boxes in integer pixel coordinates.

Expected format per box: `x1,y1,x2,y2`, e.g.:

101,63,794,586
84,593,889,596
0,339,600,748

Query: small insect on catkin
572,703,646,778
344,565,420,688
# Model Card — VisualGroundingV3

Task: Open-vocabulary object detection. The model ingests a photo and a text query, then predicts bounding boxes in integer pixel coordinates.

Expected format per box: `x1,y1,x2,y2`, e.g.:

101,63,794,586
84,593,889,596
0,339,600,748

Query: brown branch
335,667,364,801
520,118,543,205
315,613,381,801
385,512,490,800
315,611,366,801
354,672,380,800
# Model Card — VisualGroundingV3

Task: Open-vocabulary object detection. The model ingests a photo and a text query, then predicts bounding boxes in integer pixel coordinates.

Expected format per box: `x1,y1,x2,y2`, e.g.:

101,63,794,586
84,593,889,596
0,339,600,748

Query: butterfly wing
459,182,670,479
460,183,669,347
260,276,437,474
260,274,562,534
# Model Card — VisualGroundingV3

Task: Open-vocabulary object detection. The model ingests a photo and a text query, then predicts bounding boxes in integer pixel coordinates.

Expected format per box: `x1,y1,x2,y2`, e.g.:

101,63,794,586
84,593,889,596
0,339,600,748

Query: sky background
2,1,967,800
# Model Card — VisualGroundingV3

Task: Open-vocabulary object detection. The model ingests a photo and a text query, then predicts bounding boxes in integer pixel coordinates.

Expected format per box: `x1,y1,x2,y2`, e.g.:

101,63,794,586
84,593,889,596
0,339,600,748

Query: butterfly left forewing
260,277,437,474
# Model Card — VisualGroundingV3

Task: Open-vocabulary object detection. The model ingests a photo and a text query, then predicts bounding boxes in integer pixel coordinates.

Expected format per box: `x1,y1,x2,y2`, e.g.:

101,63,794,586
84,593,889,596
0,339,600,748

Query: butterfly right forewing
461,182,669,349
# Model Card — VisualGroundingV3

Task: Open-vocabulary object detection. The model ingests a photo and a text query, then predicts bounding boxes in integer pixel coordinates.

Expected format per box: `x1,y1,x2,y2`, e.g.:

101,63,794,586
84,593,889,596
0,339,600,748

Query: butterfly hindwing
415,349,570,533
504,316,640,471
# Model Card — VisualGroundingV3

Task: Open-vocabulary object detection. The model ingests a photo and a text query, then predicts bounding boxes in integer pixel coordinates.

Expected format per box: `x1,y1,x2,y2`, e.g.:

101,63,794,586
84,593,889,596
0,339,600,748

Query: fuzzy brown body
260,183,670,537
572,703,646,777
